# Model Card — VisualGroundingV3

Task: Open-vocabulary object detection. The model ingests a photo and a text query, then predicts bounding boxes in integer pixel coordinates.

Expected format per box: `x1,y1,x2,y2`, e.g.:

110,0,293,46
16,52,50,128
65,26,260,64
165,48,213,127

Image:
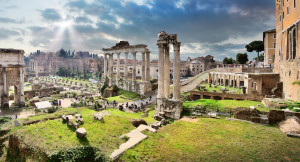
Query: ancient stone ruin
155,31,182,119
102,41,152,95
0,48,25,108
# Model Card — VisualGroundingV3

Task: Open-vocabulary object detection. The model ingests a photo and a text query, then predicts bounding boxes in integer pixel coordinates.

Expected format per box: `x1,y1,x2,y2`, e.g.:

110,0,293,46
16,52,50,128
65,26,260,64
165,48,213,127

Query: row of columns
157,42,181,101
209,73,243,88
103,51,151,86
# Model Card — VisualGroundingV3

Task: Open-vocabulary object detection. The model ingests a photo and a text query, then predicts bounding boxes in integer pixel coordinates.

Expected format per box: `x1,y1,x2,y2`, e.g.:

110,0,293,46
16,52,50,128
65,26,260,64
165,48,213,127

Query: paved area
180,117,199,123
180,71,210,92
110,124,156,160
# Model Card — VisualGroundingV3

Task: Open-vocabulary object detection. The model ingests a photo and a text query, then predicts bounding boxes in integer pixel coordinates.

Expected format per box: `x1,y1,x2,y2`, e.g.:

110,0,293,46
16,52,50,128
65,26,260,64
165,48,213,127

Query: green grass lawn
107,89,140,103
120,118,300,161
8,107,155,159
196,84,242,94
183,99,269,112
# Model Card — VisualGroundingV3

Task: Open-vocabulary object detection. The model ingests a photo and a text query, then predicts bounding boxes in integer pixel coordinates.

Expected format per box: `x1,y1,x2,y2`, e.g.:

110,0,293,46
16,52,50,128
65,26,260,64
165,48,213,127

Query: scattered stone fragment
131,119,148,127
14,120,21,127
76,128,87,138
279,116,300,134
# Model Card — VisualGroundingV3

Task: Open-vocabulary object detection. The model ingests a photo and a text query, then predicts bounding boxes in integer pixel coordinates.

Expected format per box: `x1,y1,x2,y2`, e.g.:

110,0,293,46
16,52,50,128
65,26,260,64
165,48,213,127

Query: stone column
157,44,165,98
19,67,25,107
124,52,129,80
109,54,113,86
2,67,8,108
141,52,146,82
146,51,150,82
173,42,181,101
164,44,170,98
132,52,137,83
116,52,121,86
104,54,108,80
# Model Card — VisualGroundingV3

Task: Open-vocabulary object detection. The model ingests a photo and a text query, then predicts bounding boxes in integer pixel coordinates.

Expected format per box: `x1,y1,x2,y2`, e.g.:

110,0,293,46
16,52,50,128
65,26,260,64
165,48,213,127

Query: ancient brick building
274,0,300,101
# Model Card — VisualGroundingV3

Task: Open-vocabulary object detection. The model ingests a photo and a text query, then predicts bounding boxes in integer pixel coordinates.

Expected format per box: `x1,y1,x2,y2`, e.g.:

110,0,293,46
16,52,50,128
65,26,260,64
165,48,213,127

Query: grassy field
195,84,242,94
121,118,300,161
183,99,269,112
107,89,141,103
8,107,156,158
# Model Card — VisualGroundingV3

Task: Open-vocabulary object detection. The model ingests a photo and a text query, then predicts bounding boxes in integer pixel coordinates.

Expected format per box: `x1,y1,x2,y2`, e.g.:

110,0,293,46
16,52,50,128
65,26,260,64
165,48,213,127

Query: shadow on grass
78,136,90,145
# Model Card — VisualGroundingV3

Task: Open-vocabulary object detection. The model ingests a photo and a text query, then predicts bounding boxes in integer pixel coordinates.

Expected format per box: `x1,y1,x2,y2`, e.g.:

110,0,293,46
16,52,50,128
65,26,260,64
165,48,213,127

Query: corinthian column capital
173,42,181,51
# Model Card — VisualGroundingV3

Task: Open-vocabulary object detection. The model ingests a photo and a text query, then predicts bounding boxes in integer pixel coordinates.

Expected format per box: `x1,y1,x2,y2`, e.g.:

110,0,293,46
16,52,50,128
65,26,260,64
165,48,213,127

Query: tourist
149,96,152,101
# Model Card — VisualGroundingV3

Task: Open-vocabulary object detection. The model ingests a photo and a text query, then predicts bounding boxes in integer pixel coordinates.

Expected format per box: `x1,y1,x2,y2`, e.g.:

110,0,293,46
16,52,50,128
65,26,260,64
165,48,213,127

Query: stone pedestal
155,98,182,120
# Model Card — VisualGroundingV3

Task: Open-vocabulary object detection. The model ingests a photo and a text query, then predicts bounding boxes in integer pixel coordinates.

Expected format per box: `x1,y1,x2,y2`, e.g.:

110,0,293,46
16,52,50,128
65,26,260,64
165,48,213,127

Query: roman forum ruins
102,41,152,95
155,31,182,119
0,48,25,108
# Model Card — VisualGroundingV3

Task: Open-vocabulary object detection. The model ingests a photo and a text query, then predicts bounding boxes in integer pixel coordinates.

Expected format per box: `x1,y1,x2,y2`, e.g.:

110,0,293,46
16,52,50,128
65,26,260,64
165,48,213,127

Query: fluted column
132,52,137,83
125,52,129,80
164,44,170,98
109,54,113,86
157,44,165,98
3,67,7,96
142,52,146,82
104,54,108,80
116,52,121,85
173,42,181,101
145,51,150,82
2,67,8,108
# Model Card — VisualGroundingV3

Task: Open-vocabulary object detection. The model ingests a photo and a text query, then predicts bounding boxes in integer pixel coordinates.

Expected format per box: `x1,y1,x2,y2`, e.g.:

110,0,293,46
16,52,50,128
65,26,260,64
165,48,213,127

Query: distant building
28,51,103,77
263,29,276,66
274,0,300,101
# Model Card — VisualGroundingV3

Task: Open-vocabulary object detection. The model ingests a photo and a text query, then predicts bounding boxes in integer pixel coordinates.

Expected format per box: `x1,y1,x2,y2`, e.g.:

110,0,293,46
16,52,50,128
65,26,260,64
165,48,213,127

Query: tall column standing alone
132,52,137,83
164,45,170,98
125,52,128,80
145,51,150,83
117,52,121,85
157,44,165,98
104,54,108,80
173,42,181,101
141,52,146,82
109,54,113,86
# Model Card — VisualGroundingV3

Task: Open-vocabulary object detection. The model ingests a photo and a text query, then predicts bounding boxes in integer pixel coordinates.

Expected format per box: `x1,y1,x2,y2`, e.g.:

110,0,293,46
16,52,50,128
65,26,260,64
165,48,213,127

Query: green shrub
48,146,106,162
100,82,107,94
0,117,12,125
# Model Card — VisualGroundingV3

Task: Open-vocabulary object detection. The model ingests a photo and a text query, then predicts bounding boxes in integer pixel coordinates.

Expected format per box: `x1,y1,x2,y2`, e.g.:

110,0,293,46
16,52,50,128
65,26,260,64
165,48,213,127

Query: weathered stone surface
94,114,104,122
76,128,87,138
234,107,259,121
279,116,300,134
131,119,147,127
268,110,285,124
110,125,156,160
14,120,21,127
153,115,164,121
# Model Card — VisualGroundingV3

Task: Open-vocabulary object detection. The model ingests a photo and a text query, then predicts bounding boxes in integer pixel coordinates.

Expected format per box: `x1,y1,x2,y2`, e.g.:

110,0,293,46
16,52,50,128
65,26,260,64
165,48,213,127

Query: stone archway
0,49,25,108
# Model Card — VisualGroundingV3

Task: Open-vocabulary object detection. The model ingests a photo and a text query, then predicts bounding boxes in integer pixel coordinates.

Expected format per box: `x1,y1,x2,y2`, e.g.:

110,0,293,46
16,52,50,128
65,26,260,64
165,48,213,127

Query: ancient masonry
0,48,25,108
155,31,182,119
102,41,151,95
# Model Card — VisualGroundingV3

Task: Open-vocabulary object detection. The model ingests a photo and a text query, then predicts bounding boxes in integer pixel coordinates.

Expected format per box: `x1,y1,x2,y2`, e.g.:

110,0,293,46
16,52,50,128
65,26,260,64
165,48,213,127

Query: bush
100,82,107,94
0,117,12,125
49,146,106,162
112,84,119,92
47,107,60,113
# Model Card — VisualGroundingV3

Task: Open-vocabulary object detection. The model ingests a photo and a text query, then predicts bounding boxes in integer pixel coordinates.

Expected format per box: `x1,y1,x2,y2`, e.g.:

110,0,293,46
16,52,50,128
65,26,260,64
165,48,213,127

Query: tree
223,57,235,64
245,40,264,61
236,53,249,64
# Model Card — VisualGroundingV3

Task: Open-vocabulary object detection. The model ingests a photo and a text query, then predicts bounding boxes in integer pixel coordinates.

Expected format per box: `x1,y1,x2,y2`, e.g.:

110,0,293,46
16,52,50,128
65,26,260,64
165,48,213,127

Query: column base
2,102,9,109
155,98,182,120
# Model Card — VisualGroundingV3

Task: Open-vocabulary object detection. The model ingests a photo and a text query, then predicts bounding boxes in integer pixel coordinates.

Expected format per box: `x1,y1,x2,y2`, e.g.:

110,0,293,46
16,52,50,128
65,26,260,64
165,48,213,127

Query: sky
0,0,276,61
